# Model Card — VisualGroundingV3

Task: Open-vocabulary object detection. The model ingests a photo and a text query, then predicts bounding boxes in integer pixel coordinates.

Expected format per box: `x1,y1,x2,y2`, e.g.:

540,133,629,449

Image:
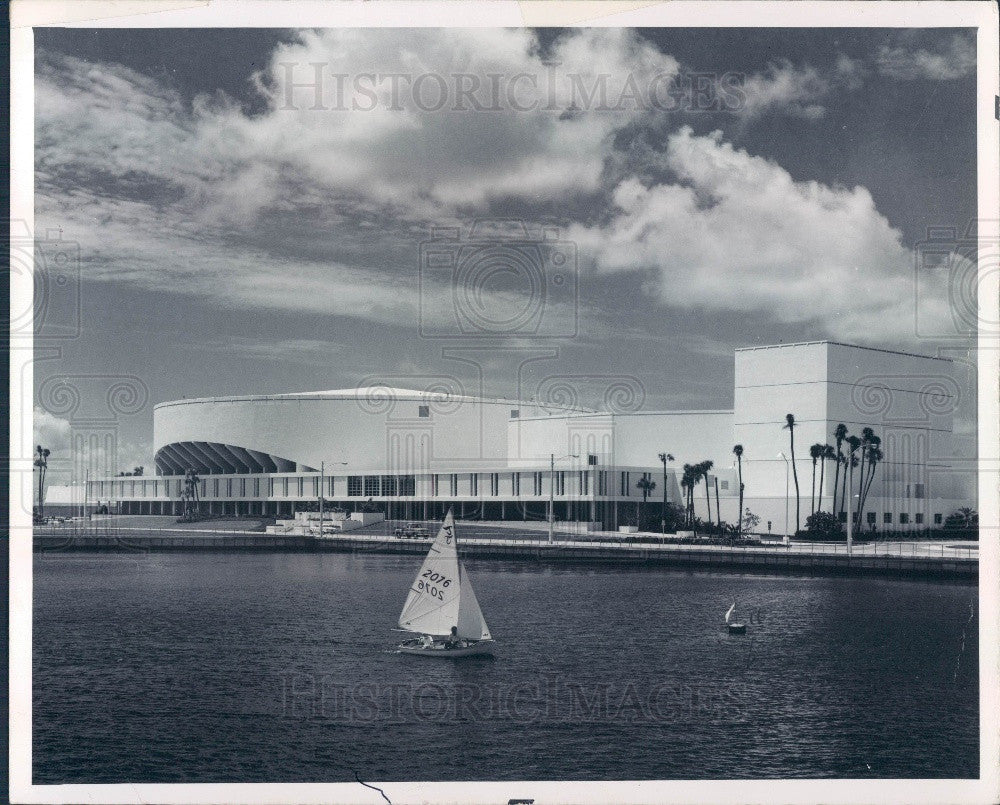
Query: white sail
725,603,736,624
456,563,492,640
398,511,463,637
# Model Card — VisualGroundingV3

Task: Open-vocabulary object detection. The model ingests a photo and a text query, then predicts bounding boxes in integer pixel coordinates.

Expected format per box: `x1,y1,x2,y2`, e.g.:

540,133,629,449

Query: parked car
393,522,431,539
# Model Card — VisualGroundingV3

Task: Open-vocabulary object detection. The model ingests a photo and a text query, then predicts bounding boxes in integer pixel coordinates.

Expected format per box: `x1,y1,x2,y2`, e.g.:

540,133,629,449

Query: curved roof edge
154,386,594,413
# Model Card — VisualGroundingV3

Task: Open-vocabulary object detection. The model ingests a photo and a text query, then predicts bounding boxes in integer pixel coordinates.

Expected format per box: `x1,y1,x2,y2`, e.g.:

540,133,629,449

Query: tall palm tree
783,414,800,532
732,444,744,538
858,438,883,521
635,475,656,528
841,436,861,517
681,464,695,527
699,460,715,531
34,445,51,520
819,444,836,512
831,424,848,508
809,443,824,516
857,427,875,519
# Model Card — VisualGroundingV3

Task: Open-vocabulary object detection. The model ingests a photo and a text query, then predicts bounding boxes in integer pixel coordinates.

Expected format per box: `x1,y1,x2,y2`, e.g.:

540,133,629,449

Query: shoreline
33,524,978,582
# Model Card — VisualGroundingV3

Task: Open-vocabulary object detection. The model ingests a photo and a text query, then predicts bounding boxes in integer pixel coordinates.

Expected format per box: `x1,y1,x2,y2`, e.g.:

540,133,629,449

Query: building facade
87,341,975,534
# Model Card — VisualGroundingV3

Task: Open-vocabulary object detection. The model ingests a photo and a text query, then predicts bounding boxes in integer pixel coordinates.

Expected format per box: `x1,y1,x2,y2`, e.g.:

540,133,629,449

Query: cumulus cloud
876,33,976,81
568,127,958,342
34,29,969,347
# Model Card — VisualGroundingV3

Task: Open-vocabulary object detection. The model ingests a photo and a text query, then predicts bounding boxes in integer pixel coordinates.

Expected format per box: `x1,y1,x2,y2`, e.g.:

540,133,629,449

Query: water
33,552,978,782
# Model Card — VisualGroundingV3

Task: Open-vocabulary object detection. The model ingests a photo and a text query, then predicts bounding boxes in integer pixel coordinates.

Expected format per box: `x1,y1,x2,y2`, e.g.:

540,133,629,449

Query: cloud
568,127,959,343
737,60,831,121
876,33,976,81
33,407,151,485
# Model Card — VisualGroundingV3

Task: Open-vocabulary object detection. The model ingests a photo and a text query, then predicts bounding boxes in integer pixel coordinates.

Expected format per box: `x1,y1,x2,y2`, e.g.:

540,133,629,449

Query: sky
31,27,979,479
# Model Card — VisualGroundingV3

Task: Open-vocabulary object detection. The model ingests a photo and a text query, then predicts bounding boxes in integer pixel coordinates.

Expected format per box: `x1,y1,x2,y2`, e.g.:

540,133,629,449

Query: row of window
838,511,943,525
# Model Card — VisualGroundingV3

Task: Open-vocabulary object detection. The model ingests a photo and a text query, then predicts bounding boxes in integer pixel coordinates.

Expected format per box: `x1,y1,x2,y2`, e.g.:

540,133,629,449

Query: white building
87,341,974,534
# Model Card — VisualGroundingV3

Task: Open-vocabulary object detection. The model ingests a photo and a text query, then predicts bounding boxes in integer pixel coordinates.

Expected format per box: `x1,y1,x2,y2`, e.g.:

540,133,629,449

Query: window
883,512,892,524
510,409,519,419
213,479,220,497
838,511,847,523
490,473,499,496
914,484,925,499
399,475,416,496
383,475,398,496
253,478,260,497
431,474,439,496
470,474,478,496
580,470,589,495
934,513,943,525
347,476,362,496
620,472,630,496
418,405,430,418
587,454,598,466
915,513,924,524
899,513,910,524
312,477,319,497
267,477,274,496
364,476,380,496
720,480,729,491
598,471,607,496
866,512,876,524
533,472,543,496
226,479,232,497
556,471,565,496
297,477,304,497
512,472,521,496
240,478,246,497
326,476,334,497
282,477,289,497
450,474,458,496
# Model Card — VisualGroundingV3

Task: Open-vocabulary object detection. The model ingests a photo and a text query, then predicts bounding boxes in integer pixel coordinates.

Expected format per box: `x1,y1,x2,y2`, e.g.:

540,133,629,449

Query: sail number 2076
418,570,452,600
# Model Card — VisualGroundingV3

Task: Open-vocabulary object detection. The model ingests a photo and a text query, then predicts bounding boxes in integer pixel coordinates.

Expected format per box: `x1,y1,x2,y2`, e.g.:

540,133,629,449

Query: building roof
734,340,951,362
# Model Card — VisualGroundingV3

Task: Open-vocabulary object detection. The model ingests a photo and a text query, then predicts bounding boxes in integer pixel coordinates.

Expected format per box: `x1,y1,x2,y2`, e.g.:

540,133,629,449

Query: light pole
777,452,789,540
318,461,348,536
658,452,674,536
549,452,578,543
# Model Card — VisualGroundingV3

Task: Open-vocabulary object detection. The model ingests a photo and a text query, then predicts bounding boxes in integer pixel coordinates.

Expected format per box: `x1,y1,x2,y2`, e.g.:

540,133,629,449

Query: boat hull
727,623,747,635
397,639,495,658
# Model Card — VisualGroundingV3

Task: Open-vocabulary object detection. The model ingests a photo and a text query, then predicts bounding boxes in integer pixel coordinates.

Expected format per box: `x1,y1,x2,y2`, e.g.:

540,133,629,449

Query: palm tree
831,424,848,508
635,474,656,529
34,445,51,521
681,464,695,527
183,468,201,519
783,414,800,532
732,444,744,538
818,444,836,512
858,438,883,523
857,427,875,519
699,460,715,531
809,443,824,516
841,436,861,517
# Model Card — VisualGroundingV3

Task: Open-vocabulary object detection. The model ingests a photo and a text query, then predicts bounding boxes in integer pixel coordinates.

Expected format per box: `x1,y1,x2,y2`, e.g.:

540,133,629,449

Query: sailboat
725,602,747,635
395,509,495,658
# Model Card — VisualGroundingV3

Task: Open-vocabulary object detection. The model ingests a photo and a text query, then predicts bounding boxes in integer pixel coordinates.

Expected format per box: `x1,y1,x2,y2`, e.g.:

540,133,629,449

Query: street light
549,452,579,543
658,452,674,536
777,452,789,540
318,461,348,536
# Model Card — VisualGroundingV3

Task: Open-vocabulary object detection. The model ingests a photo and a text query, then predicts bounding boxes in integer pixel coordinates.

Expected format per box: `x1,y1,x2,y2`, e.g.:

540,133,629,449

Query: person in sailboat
445,625,461,650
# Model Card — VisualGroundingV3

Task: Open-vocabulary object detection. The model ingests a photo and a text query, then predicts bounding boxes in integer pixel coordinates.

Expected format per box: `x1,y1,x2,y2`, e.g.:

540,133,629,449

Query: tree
742,507,760,534
818,444,835,512
681,464,696,527
698,460,715,531
841,436,861,517
34,445,51,521
133,466,144,477
783,414,800,532
635,474,656,528
657,452,674,534
831,424,848,511
809,443,824,516
858,438,882,521
182,468,201,519
805,510,843,541
732,444,744,538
